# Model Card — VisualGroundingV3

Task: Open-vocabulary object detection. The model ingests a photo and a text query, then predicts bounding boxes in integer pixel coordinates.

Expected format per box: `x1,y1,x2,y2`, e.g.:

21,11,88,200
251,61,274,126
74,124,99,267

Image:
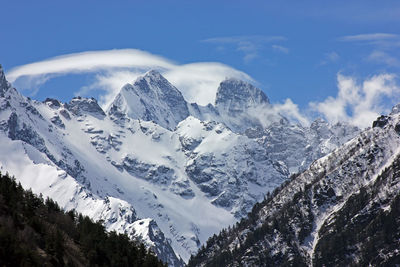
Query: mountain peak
144,69,163,79
215,78,269,115
0,64,10,96
391,103,400,115
108,71,189,130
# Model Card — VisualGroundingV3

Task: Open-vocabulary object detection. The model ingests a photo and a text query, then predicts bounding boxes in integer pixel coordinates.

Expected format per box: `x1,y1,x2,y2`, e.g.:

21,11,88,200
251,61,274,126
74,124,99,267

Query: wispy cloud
367,50,400,66
6,49,175,82
319,51,340,66
338,33,400,49
283,3,400,23
202,35,287,63
6,49,252,108
202,35,286,44
326,52,339,62
271,45,289,54
338,33,398,42
338,32,400,69
263,99,309,126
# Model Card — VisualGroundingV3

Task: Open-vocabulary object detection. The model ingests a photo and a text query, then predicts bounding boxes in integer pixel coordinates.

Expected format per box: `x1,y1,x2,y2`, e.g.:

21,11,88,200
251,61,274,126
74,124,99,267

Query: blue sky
1,0,400,127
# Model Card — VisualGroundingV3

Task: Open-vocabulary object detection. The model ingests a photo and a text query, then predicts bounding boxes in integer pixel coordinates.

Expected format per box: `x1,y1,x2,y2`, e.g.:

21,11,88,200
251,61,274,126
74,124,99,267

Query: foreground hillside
189,112,400,266
0,172,166,267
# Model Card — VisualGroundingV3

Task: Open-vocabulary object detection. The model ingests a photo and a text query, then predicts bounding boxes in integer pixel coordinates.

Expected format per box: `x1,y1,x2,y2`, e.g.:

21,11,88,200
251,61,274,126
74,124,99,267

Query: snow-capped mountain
215,78,270,112
260,117,359,174
0,65,358,265
213,78,271,132
189,110,400,266
108,70,190,130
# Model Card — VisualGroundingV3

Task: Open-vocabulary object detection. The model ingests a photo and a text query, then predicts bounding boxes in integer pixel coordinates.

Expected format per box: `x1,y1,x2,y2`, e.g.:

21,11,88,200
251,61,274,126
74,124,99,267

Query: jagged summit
65,96,106,117
144,69,164,79
108,70,189,130
210,78,272,132
0,64,10,96
135,69,172,91
215,78,270,115
391,103,400,115
107,72,273,132
43,98,62,109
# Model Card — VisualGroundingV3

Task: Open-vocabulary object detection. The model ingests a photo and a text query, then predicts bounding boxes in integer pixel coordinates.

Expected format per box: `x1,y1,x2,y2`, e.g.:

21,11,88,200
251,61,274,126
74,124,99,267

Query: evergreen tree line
0,172,166,267
313,157,400,266
188,177,313,267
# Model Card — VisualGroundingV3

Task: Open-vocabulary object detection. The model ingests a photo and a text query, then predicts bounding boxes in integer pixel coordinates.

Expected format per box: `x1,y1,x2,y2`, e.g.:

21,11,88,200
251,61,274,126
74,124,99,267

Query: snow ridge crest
108,70,190,130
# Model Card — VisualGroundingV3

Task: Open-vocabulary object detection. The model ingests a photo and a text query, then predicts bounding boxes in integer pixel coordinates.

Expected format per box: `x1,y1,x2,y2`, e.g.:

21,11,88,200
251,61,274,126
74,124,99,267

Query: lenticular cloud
6,49,252,107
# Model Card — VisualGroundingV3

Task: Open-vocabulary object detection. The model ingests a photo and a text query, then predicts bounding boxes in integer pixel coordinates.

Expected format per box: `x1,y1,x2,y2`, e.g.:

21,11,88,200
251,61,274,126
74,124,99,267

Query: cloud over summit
6,48,400,129
6,49,252,108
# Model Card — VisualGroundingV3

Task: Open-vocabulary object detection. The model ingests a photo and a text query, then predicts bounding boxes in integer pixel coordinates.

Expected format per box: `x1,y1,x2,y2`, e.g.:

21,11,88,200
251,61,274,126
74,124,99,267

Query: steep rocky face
213,78,272,132
260,117,359,174
131,218,185,267
188,112,400,267
65,96,106,117
312,161,400,266
177,116,287,218
0,65,10,97
108,70,190,130
215,78,269,114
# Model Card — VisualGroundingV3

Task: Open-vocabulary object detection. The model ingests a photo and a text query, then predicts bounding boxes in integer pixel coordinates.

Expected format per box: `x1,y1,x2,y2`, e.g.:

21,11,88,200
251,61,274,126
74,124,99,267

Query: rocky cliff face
215,78,269,114
0,67,359,265
188,111,400,267
0,65,10,97
213,78,273,132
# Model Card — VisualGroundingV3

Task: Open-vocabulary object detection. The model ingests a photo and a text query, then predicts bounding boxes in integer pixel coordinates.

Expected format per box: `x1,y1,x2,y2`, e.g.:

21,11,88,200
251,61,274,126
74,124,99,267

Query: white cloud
271,45,289,54
6,49,175,83
327,52,339,61
202,35,286,44
164,62,251,106
76,70,144,109
249,99,310,128
338,33,398,42
368,50,400,66
239,73,400,129
272,99,310,125
338,33,400,51
6,49,252,108
338,33,400,69
310,73,400,128
319,51,340,66
202,35,287,62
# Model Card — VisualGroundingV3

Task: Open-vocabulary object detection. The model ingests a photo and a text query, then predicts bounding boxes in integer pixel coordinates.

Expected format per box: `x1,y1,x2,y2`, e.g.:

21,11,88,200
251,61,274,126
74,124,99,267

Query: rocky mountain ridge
188,108,400,266
0,65,359,265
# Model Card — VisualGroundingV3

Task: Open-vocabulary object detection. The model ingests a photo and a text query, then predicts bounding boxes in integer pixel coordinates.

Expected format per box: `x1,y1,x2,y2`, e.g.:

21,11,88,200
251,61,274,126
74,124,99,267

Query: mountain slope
0,65,359,264
0,172,166,267
188,112,400,266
